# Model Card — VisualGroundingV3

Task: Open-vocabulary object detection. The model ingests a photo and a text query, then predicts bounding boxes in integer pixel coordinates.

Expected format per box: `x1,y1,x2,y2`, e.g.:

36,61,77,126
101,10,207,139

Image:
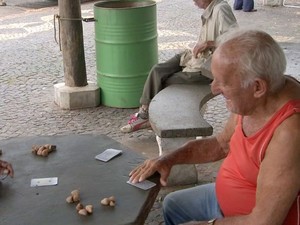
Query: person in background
0,0,6,6
120,0,237,133
233,0,256,12
129,29,300,225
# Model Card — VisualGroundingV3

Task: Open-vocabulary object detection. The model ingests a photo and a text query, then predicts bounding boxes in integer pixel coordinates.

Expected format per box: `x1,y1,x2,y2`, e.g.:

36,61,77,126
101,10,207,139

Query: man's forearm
162,137,227,165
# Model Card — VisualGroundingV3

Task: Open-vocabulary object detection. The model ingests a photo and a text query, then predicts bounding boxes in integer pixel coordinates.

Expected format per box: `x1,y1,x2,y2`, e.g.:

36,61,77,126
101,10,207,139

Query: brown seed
109,201,115,207
71,189,80,196
70,189,80,202
78,209,88,216
37,148,44,156
49,145,57,152
72,193,80,202
31,145,39,154
85,205,93,214
76,203,84,211
108,196,115,202
44,144,51,149
100,198,109,206
66,195,73,203
41,149,49,157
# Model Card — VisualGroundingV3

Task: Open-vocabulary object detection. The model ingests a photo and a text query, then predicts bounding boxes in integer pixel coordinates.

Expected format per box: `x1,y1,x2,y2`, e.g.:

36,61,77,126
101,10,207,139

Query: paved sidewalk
0,0,300,224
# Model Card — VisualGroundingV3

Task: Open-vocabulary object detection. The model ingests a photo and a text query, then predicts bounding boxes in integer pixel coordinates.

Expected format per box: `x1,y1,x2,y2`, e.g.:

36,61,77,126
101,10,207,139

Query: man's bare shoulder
272,75,300,144
276,110,300,139
267,106,300,159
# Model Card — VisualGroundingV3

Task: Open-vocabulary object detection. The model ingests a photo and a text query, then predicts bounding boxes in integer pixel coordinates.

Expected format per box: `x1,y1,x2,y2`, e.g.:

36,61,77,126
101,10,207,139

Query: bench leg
156,135,198,186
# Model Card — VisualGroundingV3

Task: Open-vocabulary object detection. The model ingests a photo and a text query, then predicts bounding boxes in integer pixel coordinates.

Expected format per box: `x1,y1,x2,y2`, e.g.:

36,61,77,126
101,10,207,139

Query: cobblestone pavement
0,0,300,224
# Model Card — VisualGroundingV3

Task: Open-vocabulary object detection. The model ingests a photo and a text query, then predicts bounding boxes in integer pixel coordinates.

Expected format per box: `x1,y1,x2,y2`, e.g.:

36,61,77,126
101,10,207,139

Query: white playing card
30,177,58,187
127,179,156,190
95,149,123,162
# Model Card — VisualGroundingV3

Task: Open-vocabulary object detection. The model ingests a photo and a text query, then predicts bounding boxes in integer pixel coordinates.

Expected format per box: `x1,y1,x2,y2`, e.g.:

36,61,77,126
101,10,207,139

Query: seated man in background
120,0,237,133
129,29,300,225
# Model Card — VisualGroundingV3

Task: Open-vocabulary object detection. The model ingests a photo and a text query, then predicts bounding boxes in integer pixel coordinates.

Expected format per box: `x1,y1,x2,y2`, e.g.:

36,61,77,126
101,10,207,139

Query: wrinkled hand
193,41,214,58
0,160,14,178
129,157,171,186
192,42,206,58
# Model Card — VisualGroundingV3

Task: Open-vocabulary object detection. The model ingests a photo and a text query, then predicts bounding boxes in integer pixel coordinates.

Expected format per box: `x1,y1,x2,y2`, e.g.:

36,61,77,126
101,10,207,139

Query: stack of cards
30,177,58,187
127,179,156,190
95,149,123,162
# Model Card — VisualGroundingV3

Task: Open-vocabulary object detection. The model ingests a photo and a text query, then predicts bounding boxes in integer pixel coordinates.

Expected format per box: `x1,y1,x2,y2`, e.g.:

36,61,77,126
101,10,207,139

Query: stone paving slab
0,0,300,224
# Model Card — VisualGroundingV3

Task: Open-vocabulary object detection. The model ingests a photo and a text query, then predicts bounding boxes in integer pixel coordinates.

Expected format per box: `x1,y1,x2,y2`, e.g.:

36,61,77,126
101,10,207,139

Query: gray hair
216,29,286,93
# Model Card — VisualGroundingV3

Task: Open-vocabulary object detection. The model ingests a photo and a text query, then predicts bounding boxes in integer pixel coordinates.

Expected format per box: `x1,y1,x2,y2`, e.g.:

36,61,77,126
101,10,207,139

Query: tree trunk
58,0,88,87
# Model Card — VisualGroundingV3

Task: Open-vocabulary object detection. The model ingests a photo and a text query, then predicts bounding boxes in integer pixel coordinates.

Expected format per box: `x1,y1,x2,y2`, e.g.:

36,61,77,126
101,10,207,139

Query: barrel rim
94,0,156,9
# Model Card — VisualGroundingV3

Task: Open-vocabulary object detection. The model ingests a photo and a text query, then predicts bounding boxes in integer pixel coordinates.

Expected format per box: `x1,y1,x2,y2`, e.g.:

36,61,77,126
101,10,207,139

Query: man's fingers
129,162,155,183
129,166,140,176
129,161,147,176
160,177,167,186
138,167,154,182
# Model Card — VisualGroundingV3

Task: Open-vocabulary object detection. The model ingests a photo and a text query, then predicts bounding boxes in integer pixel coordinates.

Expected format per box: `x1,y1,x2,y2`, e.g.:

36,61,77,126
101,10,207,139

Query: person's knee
163,193,174,212
151,63,161,72
148,63,171,81
149,63,164,77
163,193,182,225
163,192,181,215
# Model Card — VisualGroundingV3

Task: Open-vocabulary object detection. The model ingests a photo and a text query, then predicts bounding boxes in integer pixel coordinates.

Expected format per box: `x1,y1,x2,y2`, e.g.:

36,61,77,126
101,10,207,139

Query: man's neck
242,85,287,137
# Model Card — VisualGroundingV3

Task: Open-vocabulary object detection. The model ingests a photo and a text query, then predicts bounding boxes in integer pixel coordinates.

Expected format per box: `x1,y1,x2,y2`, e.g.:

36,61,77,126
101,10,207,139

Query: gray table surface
0,134,160,225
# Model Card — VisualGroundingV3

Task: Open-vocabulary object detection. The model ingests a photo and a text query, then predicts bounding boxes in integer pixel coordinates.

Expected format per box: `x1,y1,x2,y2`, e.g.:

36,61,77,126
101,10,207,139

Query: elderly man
121,0,237,133
129,29,300,225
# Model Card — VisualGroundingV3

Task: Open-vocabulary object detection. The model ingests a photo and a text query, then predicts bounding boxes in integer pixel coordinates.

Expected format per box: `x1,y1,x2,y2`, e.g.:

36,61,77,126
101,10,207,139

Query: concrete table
0,134,160,225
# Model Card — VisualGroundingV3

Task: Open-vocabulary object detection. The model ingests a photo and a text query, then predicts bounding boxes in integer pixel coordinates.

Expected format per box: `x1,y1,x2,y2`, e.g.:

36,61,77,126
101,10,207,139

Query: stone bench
149,83,215,186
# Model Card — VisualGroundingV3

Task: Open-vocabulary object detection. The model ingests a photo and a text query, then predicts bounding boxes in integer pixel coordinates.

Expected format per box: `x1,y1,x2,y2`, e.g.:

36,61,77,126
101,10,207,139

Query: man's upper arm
253,113,300,225
216,113,237,154
218,4,238,35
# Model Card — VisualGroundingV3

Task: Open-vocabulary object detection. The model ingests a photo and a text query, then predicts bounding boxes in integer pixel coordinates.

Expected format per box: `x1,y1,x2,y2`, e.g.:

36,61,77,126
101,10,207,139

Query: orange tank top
216,100,300,225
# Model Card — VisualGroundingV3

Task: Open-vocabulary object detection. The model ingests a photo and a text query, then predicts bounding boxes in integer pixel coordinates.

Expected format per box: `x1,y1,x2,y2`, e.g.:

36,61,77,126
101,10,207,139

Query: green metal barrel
94,0,158,108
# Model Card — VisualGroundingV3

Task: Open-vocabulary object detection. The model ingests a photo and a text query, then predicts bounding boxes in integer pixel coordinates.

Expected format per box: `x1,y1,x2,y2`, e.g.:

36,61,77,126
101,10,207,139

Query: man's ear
253,78,267,98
